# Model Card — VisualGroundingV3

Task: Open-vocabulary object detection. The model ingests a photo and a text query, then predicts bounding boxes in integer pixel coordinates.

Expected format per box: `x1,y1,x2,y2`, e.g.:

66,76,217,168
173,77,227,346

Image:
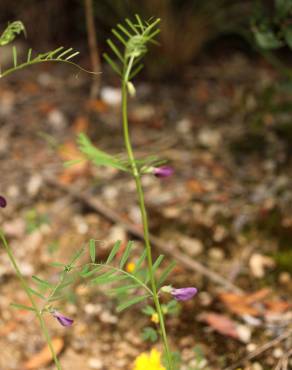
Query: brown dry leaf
72,116,89,134
264,300,291,314
85,99,109,113
24,337,64,369
199,312,240,340
186,179,206,194
219,292,261,317
245,288,271,305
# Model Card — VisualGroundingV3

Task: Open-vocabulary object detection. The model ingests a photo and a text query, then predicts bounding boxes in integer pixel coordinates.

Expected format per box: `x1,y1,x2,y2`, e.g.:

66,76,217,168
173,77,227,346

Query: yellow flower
126,261,136,273
151,313,159,324
133,348,165,370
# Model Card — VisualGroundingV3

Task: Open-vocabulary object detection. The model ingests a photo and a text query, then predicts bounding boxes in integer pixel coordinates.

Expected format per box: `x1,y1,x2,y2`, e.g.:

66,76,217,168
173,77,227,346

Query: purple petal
0,196,7,208
153,166,174,178
52,311,74,327
171,287,198,301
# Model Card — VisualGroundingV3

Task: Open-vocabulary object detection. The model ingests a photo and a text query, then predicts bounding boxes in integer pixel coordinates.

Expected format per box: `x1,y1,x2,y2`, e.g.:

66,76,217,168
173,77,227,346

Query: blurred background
0,1,292,369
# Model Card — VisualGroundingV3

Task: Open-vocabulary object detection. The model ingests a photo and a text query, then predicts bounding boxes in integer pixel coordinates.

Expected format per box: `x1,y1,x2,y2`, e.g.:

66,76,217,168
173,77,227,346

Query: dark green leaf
142,327,158,342
142,305,155,315
32,275,54,288
28,287,46,300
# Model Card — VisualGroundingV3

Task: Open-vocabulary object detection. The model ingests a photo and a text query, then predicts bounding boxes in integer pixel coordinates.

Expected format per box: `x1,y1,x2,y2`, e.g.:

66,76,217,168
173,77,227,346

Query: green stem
0,231,62,370
121,80,173,370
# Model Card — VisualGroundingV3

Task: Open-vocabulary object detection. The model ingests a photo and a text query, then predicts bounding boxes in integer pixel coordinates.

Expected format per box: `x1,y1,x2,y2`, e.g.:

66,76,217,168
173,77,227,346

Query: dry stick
84,0,101,98
224,329,292,370
45,176,242,293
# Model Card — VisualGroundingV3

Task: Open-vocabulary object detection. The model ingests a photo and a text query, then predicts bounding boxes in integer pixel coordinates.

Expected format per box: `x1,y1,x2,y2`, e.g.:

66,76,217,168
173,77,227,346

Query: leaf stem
121,78,173,369
0,231,62,370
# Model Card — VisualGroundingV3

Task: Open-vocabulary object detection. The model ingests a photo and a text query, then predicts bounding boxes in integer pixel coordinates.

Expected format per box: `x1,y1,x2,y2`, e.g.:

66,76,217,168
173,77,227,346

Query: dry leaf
85,98,109,113
219,292,261,316
24,337,64,369
199,312,241,340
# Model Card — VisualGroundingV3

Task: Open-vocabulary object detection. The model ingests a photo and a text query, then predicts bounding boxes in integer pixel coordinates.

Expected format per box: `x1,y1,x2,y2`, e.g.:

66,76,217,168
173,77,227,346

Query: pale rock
7,184,20,197
48,109,67,130
198,128,221,148
273,347,284,359
177,118,192,134
249,253,275,278
131,104,155,121
251,362,263,370
179,236,203,257
107,225,126,244
278,272,291,285
88,357,103,369
101,86,121,106
237,324,252,343
26,175,43,196
208,247,225,261
246,343,257,352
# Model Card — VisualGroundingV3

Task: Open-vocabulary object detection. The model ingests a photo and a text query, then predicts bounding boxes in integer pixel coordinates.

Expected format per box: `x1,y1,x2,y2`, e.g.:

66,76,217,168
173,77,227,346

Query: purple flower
0,196,7,208
171,287,198,301
153,166,174,178
52,310,74,327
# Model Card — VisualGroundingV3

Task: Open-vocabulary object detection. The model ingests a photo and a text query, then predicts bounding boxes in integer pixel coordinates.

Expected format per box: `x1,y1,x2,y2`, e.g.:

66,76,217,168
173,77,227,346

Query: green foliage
142,326,158,342
252,0,292,50
25,209,49,234
0,21,25,46
104,15,160,82
77,133,128,172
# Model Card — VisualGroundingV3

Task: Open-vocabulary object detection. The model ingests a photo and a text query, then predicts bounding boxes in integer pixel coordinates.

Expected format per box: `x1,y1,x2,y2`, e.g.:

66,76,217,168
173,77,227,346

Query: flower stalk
121,76,173,369
0,231,62,370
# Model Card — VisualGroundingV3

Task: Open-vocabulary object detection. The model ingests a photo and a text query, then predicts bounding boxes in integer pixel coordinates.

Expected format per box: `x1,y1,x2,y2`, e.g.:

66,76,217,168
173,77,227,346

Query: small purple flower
52,310,74,327
153,166,174,178
171,287,198,301
0,196,7,208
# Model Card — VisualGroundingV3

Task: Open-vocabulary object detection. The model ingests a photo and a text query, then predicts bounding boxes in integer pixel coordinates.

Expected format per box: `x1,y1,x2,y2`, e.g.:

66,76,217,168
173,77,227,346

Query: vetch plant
0,20,94,370
75,15,198,369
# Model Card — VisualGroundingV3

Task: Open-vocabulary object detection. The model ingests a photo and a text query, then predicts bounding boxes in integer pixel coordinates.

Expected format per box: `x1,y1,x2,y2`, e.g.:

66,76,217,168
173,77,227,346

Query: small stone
237,324,252,343
101,86,121,106
208,247,225,261
26,175,43,196
180,236,203,257
273,347,284,359
246,343,257,352
278,272,291,285
249,253,275,278
198,128,222,148
48,109,67,130
251,362,263,370
177,118,192,134
88,357,103,369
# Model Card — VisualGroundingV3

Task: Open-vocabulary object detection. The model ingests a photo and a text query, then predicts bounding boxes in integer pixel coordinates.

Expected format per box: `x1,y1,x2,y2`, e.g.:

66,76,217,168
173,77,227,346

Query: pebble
251,362,263,370
208,247,225,261
278,272,291,285
272,347,284,358
237,324,252,343
179,236,203,257
26,175,43,196
246,343,257,352
101,86,121,106
88,357,103,369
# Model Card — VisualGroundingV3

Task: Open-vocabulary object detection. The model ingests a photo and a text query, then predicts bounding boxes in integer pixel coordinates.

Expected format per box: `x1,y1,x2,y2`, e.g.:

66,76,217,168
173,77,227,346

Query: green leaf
142,327,158,342
69,248,84,266
32,275,54,288
106,240,121,264
119,240,134,269
108,283,140,295
284,26,292,49
117,294,149,312
89,239,96,263
142,305,156,315
80,265,103,278
0,21,25,46
158,261,176,287
77,133,127,171
10,303,35,312
145,255,164,283
50,262,65,268
275,0,292,17
254,29,283,49
135,249,147,271
92,273,128,285
28,287,46,300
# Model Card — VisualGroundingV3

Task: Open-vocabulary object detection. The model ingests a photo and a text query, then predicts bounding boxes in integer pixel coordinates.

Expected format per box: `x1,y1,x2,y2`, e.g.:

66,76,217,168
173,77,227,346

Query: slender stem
121,80,173,369
0,231,62,370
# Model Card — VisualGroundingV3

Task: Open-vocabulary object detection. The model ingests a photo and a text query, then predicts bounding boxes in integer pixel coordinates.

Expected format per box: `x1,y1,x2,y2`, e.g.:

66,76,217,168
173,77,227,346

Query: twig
84,0,101,97
44,176,242,293
224,329,292,370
